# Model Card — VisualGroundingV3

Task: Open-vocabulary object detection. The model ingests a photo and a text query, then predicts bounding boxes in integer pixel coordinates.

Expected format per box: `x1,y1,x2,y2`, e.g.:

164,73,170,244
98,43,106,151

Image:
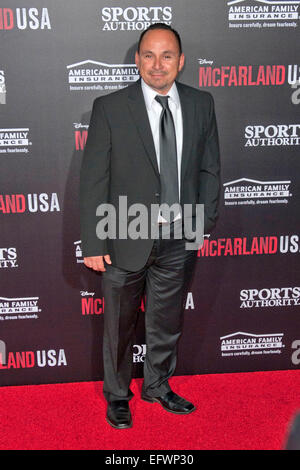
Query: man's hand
83,255,112,272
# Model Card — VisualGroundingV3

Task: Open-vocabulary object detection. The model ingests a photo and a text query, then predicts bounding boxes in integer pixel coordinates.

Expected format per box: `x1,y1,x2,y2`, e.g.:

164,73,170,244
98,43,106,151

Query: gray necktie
155,95,180,222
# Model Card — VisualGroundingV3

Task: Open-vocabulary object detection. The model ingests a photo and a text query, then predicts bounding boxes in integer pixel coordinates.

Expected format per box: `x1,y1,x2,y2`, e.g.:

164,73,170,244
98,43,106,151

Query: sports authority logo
227,0,300,29
0,128,32,155
198,234,300,257
0,296,41,321
101,6,172,31
220,331,284,357
67,60,139,92
0,248,18,268
223,178,292,206
245,124,300,146
0,7,51,30
240,287,300,308
198,62,300,87
0,70,6,104
0,193,60,213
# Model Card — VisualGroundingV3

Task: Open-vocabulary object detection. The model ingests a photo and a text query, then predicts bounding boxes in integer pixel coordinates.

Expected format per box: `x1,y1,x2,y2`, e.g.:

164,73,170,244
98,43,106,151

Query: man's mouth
150,72,166,77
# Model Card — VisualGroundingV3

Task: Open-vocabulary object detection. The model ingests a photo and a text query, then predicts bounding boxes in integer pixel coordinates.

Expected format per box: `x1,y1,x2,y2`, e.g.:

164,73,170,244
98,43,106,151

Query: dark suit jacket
79,79,220,271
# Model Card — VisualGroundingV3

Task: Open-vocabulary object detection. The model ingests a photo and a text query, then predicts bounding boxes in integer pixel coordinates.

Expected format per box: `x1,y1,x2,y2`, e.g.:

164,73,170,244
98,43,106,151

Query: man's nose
153,57,163,69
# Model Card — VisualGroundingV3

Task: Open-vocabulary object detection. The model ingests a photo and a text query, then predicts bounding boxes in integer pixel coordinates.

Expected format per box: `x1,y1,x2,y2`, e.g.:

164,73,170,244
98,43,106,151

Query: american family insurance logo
223,178,292,206
0,128,32,155
0,8,51,30
198,62,300,87
0,296,41,321
227,0,300,29
100,6,172,31
67,60,139,92
220,331,285,358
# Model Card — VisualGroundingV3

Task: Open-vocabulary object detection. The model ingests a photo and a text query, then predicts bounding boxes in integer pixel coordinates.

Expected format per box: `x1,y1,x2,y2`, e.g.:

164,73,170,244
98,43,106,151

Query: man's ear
179,53,185,72
135,51,140,69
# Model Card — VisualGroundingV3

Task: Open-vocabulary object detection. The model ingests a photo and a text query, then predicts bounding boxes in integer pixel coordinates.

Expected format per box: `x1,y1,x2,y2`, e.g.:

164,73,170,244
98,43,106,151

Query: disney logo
73,123,89,129
80,291,95,297
198,58,214,65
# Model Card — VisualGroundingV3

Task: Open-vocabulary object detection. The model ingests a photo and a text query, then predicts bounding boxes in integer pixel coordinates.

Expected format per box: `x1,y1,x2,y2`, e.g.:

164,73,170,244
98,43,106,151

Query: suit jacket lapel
127,79,160,178
177,81,196,199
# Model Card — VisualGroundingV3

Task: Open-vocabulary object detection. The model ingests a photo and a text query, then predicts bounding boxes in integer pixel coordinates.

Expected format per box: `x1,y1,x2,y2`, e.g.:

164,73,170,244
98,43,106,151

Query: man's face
135,29,185,95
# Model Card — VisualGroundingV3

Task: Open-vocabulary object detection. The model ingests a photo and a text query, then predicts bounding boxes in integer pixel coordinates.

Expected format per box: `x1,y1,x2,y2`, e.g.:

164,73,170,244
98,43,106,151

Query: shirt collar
141,78,180,111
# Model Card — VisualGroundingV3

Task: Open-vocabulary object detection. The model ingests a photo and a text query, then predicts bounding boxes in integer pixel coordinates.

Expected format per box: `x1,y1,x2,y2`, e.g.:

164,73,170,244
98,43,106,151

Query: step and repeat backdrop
1,0,300,386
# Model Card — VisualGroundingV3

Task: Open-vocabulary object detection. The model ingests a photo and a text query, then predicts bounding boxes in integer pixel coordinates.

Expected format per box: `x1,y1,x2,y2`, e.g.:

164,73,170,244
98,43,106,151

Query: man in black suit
80,24,220,429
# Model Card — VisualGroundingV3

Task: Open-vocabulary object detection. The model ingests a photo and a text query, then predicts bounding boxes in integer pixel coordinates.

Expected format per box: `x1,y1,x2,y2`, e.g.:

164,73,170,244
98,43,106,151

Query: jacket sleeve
198,93,221,234
79,98,111,257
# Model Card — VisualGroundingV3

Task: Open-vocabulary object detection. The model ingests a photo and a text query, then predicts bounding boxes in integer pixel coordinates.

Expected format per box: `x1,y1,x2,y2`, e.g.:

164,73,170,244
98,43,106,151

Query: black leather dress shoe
141,390,196,414
106,400,132,429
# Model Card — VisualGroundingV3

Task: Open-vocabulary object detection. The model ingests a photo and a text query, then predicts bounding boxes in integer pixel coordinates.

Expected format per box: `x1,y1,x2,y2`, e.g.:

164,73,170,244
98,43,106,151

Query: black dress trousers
101,221,198,403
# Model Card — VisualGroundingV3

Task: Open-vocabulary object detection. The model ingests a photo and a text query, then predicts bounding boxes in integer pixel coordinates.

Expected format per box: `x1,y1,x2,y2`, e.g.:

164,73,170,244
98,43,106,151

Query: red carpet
0,370,299,450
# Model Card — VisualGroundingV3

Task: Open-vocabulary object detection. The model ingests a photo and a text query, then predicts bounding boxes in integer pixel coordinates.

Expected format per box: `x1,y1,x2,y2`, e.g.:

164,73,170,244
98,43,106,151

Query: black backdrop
1,0,300,387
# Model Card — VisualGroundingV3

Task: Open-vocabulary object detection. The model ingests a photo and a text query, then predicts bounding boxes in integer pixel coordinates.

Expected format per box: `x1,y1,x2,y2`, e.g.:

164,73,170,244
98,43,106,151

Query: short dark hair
137,23,182,55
